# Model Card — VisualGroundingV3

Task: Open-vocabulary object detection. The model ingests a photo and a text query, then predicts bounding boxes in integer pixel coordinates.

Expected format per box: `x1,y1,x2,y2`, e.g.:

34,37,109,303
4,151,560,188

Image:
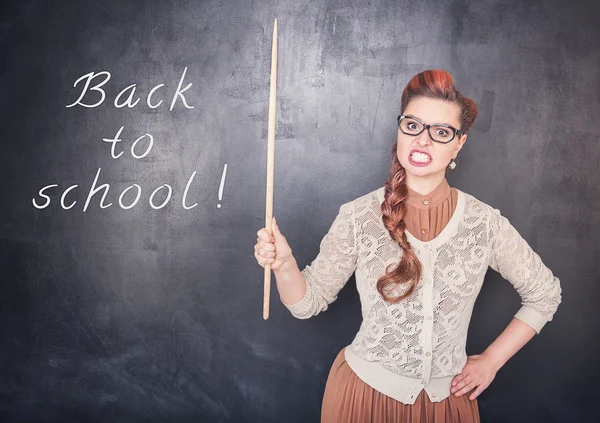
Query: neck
405,172,447,195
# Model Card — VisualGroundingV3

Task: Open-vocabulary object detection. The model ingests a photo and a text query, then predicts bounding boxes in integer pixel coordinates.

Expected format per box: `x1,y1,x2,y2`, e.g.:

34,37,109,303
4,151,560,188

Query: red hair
377,69,478,303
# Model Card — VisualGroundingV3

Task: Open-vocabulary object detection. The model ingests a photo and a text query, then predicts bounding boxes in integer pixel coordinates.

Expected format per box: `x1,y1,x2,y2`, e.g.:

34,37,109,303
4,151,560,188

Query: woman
253,69,562,423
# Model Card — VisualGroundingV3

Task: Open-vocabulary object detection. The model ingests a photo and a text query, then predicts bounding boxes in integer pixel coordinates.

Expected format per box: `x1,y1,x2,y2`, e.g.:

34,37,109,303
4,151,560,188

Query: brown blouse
404,178,458,242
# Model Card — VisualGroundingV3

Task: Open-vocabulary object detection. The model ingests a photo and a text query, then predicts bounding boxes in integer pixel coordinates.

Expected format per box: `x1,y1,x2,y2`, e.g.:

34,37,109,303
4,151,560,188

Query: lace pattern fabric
280,186,562,403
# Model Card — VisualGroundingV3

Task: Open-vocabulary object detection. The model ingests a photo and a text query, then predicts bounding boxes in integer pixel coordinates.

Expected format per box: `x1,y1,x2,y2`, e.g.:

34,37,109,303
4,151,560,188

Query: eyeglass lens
399,117,455,143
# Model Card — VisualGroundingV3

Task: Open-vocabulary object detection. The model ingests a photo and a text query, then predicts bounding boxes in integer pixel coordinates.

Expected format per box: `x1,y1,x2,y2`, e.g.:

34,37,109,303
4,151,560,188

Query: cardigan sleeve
488,207,562,334
280,201,358,319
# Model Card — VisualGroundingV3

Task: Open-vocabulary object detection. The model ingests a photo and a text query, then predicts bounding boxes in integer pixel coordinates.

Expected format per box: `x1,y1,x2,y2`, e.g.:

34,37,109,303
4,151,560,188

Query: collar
406,178,452,209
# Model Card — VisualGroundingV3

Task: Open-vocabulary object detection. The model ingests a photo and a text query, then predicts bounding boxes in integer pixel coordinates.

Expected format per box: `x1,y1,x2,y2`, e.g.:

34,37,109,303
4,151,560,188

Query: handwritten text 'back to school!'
32,67,210,212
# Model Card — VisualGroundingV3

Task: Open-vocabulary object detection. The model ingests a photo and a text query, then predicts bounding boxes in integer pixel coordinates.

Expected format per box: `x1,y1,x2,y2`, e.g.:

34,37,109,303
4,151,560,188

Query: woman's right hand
254,217,294,271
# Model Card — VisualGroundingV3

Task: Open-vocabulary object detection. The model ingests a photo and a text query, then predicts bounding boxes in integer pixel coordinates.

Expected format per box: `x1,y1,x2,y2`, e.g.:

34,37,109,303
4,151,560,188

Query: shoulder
457,189,509,240
458,188,501,216
331,187,384,225
348,186,385,210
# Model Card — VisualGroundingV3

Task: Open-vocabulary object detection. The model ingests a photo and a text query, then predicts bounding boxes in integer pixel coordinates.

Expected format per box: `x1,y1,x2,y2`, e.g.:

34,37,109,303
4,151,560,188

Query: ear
454,134,467,155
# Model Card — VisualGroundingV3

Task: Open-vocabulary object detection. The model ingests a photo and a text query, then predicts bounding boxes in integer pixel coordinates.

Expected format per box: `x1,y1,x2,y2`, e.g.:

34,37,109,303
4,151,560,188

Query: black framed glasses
397,115,463,144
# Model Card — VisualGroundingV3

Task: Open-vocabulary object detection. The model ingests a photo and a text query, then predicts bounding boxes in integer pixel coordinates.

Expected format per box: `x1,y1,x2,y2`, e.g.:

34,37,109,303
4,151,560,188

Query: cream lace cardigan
280,186,562,404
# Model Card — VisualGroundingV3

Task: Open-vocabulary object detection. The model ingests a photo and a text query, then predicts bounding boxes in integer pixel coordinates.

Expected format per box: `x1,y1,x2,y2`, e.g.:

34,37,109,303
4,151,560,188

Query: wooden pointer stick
264,18,278,320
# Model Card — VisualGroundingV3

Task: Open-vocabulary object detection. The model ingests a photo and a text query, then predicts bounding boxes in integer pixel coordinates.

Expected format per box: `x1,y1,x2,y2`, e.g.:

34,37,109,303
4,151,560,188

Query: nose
416,129,433,146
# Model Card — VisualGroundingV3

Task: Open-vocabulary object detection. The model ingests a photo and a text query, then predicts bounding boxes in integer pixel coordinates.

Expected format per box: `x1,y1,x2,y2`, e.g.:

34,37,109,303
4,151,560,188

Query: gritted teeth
411,151,432,162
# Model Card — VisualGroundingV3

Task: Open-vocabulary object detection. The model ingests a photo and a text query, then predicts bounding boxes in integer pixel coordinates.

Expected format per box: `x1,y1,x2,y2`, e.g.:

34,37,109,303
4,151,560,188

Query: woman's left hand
450,353,500,401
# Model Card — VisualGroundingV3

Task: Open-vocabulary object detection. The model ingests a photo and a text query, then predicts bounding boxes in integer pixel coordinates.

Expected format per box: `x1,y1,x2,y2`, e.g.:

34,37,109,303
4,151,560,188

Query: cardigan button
421,228,428,235
423,199,429,205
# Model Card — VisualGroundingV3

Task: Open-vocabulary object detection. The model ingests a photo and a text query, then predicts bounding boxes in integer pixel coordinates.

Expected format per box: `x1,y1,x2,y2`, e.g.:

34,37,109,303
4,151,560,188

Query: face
397,96,467,179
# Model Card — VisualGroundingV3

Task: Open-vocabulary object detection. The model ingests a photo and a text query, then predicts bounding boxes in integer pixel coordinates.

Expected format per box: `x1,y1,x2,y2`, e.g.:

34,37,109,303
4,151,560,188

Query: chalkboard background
1,0,598,422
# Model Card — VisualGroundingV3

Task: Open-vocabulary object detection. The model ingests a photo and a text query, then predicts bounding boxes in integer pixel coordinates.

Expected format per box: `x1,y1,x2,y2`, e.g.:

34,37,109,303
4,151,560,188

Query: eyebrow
405,114,456,128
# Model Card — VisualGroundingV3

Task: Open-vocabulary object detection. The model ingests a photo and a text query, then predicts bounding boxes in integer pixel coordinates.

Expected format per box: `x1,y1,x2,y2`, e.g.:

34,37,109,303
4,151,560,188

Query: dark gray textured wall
1,0,598,422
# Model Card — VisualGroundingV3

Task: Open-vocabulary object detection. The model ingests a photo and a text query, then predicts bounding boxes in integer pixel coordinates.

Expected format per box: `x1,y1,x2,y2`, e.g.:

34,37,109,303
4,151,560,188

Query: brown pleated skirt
321,347,480,423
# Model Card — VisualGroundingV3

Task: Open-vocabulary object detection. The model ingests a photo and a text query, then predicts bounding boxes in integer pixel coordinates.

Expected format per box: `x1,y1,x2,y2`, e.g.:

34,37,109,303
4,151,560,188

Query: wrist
481,350,505,372
275,255,297,274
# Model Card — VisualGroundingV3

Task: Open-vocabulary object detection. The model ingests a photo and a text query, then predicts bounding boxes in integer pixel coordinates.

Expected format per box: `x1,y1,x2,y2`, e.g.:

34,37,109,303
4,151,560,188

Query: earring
448,158,457,170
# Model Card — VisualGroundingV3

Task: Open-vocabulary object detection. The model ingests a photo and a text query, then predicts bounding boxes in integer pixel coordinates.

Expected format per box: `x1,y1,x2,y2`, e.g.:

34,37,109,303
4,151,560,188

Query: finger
453,368,471,386
455,380,477,397
258,239,275,250
451,375,467,392
451,375,472,393
255,243,275,257
257,228,275,242
272,218,284,238
469,386,484,401
258,248,275,258
255,243,273,257
256,252,274,265
451,374,463,387
258,242,275,254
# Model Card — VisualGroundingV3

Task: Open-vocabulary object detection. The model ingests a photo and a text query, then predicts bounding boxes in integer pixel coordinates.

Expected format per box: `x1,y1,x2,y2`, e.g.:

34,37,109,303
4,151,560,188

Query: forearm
482,317,537,372
273,257,307,306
